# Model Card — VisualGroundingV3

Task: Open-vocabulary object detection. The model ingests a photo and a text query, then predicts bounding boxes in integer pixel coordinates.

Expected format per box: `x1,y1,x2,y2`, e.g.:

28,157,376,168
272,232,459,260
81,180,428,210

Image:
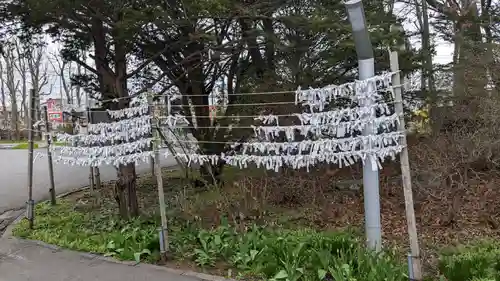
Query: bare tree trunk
418,0,438,131
421,0,435,94
2,46,21,140
12,41,29,129
75,60,82,105
25,41,50,140
452,28,462,100
481,1,495,91
0,59,7,134
425,0,484,130
414,0,425,87
49,52,73,105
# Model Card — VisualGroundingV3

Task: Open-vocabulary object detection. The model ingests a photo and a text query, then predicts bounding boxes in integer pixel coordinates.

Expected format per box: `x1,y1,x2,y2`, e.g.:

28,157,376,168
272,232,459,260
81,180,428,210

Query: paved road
0,149,177,214
0,238,201,281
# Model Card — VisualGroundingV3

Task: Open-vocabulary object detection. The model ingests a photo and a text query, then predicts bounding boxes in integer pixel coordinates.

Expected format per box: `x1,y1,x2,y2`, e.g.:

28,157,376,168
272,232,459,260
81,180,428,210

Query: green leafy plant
13,201,159,262
186,224,406,281
438,240,500,281
14,201,410,281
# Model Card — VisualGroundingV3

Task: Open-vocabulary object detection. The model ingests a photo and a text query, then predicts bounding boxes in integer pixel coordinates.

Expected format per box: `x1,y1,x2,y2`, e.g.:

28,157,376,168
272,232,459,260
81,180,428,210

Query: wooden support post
150,157,155,176
89,166,95,191
389,50,423,280
86,107,102,190
86,107,98,204
149,94,168,261
94,167,101,189
149,90,155,176
86,107,95,191
42,105,57,205
27,89,36,229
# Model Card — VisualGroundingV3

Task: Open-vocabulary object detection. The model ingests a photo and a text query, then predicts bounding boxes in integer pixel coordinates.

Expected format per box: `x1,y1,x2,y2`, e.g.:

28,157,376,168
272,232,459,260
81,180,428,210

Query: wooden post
86,107,102,190
42,105,57,205
149,94,168,261
389,50,423,280
150,157,155,176
86,107,96,193
89,165,95,191
94,167,101,189
149,90,155,176
27,89,36,229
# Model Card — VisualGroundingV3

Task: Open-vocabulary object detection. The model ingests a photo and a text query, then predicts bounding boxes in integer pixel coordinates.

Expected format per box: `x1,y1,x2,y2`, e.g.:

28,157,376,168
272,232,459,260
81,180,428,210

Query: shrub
438,240,500,281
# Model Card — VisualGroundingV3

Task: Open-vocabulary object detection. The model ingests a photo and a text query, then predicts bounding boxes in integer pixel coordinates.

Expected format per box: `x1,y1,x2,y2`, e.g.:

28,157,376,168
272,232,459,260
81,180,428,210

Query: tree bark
0,60,7,133
91,13,139,219
114,163,138,218
2,47,20,140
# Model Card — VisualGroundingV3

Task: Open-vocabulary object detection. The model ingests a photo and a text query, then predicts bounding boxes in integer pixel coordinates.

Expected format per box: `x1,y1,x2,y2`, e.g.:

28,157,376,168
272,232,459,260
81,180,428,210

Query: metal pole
390,49,423,280
27,89,36,229
149,94,169,261
345,0,381,251
407,253,415,281
43,105,57,205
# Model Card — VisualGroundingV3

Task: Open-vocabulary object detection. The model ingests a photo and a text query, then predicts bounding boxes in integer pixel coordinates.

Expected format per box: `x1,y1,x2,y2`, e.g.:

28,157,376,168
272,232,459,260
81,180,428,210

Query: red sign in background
46,98,63,122
48,112,63,122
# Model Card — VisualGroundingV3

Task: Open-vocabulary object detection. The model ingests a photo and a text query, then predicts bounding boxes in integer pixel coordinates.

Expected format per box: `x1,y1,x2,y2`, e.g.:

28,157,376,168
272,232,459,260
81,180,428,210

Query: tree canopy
0,0,419,217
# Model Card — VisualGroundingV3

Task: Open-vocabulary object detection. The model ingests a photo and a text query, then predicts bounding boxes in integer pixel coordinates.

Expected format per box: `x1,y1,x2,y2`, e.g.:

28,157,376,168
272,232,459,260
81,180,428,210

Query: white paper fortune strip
163,101,394,134
50,150,154,167
254,102,392,126
171,145,405,172
56,123,152,145
88,115,152,135
106,103,149,119
52,138,153,158
232,131,404,155
252,113,400,141
295,72,395,112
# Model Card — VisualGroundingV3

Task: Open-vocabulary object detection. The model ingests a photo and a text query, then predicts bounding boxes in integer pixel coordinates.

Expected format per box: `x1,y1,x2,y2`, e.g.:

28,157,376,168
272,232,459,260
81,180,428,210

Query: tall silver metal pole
345,0,382,251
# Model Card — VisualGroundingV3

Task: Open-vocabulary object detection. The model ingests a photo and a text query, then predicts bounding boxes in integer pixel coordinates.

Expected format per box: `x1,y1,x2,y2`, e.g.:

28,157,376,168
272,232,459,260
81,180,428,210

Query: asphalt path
0,148,177,214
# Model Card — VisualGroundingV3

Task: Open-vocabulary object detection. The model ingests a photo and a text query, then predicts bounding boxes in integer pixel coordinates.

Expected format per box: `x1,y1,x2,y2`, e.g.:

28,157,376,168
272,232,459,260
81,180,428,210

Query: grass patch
13,200,408,281
12,142,39,149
